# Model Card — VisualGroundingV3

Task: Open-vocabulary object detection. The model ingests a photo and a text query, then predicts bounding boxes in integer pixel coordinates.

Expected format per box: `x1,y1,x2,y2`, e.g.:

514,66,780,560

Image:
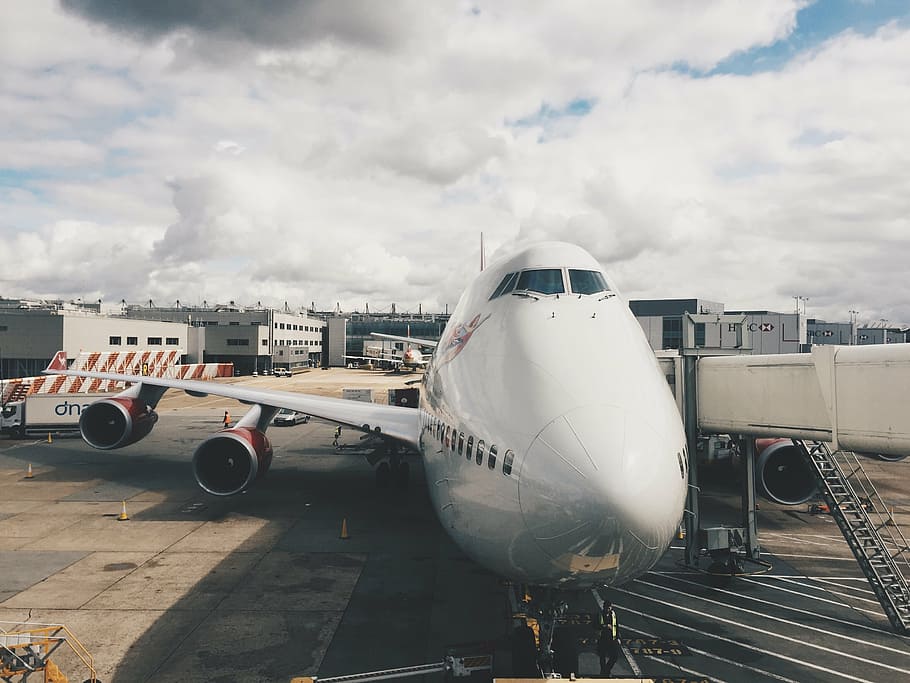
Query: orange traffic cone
117,500,130,521
340,518,350,540
25,463,34,479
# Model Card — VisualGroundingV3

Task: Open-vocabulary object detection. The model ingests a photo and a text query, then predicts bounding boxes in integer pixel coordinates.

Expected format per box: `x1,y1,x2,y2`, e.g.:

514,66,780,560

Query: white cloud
1,1,908,325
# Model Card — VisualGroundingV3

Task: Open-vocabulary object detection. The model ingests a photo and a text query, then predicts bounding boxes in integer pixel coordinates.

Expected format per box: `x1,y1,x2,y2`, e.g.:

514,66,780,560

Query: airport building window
109,336,121,345
694,323,706,348
227,338,250,346
476,440,485,465
147,337,162,345
503,450,514,476
488,445,498,470
662,317,682,350
262,340,268,346
127,336,138,345
466,436,474,460
280,323,285,329
166,337,179,345
568,269,609,295
458,433,464,455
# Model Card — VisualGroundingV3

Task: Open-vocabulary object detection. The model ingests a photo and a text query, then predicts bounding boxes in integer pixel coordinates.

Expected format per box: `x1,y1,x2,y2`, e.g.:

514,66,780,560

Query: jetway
668,340,910,632
697,344,910,456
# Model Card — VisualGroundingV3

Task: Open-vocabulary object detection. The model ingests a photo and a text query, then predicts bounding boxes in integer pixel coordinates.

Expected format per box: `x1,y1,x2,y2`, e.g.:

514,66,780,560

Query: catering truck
0,393,110,438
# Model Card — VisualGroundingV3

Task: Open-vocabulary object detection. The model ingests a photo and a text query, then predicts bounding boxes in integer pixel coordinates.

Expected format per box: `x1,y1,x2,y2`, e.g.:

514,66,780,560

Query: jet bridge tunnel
696,343,910,457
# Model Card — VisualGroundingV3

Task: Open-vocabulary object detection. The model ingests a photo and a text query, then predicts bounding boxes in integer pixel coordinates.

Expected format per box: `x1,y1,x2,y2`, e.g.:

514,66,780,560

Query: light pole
849,310,859,345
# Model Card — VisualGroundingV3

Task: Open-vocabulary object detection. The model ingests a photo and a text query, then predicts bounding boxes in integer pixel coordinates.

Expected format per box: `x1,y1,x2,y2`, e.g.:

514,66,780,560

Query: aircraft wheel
395,461,410,489
551,628,579,677
510,623,538,677
376,462,392,489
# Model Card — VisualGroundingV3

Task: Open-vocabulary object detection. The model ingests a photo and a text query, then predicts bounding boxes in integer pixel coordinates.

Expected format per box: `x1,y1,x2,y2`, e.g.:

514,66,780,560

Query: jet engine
79,397,159,450
193,427,273,496
755,438,817,506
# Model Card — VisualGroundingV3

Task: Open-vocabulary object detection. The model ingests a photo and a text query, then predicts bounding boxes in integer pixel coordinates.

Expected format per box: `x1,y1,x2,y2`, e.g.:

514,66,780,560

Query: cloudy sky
1,1,909,324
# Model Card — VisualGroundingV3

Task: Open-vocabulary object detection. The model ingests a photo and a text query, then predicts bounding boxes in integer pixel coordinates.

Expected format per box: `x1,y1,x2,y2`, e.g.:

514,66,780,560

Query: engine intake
755,438,817,506
193,427,273,496
79,397,158,450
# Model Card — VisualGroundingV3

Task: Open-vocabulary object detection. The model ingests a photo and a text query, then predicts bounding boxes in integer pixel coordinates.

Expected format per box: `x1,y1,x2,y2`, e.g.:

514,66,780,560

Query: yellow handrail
0,622,96,682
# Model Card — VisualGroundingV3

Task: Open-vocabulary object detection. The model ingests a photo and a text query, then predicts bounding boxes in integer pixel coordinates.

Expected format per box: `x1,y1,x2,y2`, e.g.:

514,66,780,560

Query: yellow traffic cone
25,463,34,479
47,432,52,444
340,518,350,540
117,500,130,521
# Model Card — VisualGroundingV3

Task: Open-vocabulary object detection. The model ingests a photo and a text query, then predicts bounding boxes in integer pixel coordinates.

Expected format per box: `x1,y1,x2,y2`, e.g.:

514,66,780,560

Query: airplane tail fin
45,350,67,373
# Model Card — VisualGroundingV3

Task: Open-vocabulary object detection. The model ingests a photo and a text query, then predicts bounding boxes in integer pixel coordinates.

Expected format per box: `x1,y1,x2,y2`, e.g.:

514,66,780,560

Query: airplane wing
43,352,420,449
369,332,438,348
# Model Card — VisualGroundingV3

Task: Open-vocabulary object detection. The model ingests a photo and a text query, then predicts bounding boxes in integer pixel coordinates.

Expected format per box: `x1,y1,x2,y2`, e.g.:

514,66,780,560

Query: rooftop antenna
480,232,486,272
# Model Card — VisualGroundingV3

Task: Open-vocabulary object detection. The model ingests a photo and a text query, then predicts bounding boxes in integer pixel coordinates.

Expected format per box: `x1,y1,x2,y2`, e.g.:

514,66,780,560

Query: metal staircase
798,440,910,633
0,622,97,683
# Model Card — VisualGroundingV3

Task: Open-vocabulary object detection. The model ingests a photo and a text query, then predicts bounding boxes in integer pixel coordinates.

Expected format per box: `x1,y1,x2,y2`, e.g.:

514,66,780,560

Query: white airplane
44,242,688,592
369,328,437,370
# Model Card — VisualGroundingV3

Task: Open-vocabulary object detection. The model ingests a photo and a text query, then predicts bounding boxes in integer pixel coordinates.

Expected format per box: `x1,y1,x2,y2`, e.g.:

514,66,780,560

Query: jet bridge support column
740,436,760,561
683,353,700,568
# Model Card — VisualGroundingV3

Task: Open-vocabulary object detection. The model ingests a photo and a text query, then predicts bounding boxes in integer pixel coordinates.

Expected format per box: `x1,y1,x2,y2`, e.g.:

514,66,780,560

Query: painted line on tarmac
764,532,840,547
739,576,886,619
763,532,853,542
633,577,910,658
768,553,857,560
614,587,910,678
764,576,883,606
774,574,877,598
617,602,880,683
622,623,797,683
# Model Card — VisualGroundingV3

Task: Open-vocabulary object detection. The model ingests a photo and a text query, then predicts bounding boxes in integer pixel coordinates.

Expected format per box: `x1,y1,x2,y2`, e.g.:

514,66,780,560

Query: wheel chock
25,463,34,479
117,500,130,521
340,517,350,540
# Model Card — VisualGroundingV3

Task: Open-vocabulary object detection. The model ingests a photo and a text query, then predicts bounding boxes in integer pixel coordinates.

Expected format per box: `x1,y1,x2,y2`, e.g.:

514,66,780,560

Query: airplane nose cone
519,404,682,580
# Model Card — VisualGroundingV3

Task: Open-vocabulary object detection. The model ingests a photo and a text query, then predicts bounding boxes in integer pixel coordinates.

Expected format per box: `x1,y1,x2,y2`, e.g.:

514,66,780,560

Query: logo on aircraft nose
439,313,491,364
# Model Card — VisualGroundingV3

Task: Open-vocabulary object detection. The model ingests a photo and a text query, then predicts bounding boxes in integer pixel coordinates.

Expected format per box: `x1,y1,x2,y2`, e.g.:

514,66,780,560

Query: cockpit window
569,269,610,295
489,272,519,300
515,269,565,295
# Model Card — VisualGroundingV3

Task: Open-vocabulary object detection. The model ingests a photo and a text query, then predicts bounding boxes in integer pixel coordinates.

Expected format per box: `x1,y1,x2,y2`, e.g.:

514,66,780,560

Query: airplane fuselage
418,242,688,588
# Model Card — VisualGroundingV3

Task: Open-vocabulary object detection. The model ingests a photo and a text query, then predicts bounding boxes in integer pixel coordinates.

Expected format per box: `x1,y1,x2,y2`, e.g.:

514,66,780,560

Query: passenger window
444,426,450,449
466,436,474,460
503,450,514,476
516,269,565,295
476,440,485,465
488,445,498,470
568,269,610,295
458,433,464,455
451,430,458,452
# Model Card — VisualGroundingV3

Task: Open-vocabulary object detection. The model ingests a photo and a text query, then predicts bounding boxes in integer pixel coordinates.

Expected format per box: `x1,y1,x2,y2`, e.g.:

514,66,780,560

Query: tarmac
1,368,910,682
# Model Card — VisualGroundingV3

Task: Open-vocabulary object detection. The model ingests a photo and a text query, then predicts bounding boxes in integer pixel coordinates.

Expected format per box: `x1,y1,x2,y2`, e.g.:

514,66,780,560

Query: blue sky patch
509,97,597,128
681,0,910,77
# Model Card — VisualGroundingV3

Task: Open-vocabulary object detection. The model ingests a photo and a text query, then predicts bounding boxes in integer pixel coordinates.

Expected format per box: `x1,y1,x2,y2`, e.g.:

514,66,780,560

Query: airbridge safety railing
797,441,910,634
0,621,97,682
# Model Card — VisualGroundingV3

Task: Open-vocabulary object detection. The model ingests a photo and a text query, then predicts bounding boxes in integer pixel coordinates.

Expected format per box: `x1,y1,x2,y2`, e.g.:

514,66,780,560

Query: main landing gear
375,443,409,490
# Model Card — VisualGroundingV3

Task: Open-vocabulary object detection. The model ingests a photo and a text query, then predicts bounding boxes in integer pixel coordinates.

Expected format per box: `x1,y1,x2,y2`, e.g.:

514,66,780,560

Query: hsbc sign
748,322,775,332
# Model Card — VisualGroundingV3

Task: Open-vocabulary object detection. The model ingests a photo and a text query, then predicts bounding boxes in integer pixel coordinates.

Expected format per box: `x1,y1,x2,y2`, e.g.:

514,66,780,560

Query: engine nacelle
755,438,817,506
192,427,273,496
79,397,158,450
